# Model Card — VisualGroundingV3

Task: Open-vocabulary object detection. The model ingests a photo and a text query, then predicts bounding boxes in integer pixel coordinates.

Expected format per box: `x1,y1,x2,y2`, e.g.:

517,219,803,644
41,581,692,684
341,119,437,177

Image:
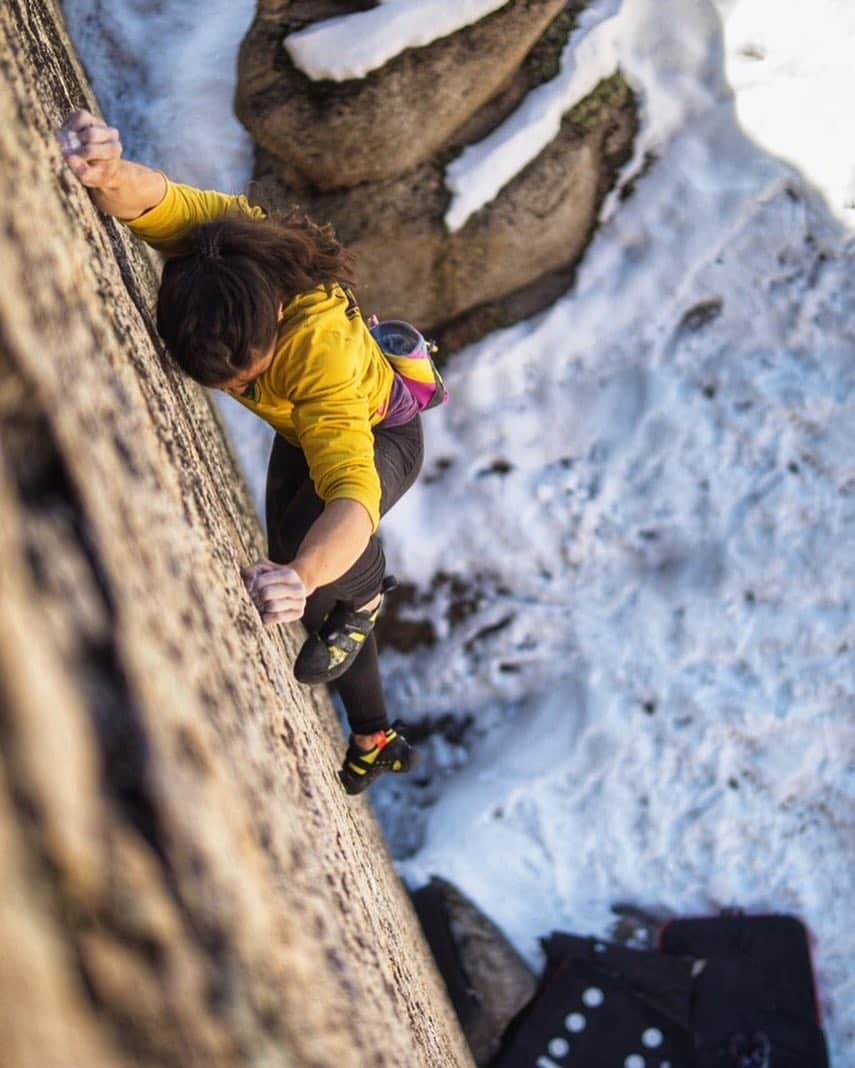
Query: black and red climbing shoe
293,576,397,686
338,726,420,796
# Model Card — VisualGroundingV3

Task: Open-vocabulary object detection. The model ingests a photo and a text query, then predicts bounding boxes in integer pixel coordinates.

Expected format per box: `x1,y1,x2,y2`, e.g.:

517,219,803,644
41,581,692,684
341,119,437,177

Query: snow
446,0,855,229
62,0,854,1061
283,0,509,82
62,0,256,193
721,0,855,222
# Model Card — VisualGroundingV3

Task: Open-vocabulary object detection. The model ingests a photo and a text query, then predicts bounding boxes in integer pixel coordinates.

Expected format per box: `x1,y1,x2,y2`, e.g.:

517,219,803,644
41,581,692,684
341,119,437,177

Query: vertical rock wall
0,3,473,1065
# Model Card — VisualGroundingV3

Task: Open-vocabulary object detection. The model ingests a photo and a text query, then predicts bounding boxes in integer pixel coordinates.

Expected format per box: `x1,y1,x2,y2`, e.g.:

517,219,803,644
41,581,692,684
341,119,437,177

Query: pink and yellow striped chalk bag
369,319,449,412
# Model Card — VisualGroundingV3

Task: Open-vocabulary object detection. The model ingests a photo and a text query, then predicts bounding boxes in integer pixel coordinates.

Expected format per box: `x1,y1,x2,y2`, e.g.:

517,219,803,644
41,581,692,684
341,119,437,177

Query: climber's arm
59,109,166,221
240,499,372,626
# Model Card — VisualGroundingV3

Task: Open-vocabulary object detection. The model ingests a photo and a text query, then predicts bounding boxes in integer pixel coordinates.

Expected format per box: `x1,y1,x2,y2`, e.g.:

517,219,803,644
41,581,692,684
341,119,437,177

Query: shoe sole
295,588,394,686
338,748,421,796
294,657,355,686
294,640,368,685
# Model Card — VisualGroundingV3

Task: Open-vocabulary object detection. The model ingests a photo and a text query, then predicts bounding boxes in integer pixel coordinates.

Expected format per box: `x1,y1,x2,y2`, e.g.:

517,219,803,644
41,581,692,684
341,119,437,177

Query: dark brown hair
156,210,356,386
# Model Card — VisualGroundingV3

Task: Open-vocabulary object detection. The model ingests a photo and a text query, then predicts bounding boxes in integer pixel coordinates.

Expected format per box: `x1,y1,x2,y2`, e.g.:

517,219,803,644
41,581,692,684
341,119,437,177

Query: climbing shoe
338,726,420,796
293,576,397,686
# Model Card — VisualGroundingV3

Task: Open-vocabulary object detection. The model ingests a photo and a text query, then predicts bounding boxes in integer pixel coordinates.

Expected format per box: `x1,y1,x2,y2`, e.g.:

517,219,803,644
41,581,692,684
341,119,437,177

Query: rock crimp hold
0,2,473,1066
236,0,570,191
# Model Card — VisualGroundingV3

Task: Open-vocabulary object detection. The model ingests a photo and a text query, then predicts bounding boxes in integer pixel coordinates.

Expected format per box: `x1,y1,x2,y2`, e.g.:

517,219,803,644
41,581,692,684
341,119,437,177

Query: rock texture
237,2,637,343
0,3,473,1066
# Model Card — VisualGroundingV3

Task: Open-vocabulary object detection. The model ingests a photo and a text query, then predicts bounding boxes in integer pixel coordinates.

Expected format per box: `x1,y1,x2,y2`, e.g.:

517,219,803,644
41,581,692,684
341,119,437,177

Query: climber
59,108,429,795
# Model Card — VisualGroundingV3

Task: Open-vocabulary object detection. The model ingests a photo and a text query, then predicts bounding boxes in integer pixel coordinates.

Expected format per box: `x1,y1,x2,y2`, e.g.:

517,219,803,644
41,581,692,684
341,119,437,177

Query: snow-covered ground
62,0,854,1060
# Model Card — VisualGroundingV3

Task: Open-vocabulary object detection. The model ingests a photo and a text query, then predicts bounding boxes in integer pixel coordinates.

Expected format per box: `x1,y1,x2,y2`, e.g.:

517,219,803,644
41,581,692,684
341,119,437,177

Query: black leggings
265,415,424,735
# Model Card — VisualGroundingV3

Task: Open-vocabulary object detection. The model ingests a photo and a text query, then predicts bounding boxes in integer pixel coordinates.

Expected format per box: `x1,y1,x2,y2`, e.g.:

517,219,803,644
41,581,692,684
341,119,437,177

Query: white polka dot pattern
642,1027,664,1048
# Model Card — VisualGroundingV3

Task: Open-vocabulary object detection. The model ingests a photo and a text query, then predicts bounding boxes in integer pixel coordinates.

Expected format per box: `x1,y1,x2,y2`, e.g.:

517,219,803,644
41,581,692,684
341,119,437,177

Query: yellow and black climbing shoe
293,576,398,686
338,727,420,796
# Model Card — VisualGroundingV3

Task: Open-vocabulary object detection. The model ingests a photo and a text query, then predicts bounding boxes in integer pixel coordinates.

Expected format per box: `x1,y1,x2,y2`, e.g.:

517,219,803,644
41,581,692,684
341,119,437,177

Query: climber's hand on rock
240,559,281,600
241,559,306,626
59,109,122,189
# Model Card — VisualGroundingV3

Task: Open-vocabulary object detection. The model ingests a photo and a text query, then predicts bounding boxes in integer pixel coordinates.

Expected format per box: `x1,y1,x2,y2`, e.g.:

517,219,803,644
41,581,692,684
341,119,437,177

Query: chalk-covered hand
59,109,123,190
240,559,307,626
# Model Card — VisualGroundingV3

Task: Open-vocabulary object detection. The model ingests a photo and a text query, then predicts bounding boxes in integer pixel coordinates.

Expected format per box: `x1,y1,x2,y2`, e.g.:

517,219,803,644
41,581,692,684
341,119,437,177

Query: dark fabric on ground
660,914,829,1068
544,933,694,1030
488,915,828,1068
265,414,423,733
490,950,696,1068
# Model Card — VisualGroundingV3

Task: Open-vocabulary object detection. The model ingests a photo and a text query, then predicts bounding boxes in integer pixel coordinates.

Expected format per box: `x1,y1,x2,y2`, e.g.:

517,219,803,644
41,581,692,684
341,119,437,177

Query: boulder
0,2,473,1065
412,878,539,1065
253,74,637,336
237,2,637,341
236,0,570,190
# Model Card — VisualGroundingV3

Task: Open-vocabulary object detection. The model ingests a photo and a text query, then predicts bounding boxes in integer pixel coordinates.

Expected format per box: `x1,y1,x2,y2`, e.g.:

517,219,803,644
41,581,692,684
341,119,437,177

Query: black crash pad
660,914,829,1068
491,941,696,1067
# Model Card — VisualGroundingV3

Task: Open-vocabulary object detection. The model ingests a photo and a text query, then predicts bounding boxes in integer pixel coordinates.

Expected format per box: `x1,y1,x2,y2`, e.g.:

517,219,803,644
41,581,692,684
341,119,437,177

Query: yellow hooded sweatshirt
126,178,395,531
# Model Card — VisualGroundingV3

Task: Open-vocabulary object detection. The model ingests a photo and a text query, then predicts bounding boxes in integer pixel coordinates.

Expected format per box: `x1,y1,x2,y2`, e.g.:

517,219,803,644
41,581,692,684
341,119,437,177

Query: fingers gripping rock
58,110,123,188
241,560,306,626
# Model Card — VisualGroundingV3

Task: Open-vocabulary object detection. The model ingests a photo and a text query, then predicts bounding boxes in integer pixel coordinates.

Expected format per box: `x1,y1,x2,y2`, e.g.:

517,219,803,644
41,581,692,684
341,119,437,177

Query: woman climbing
60,108,434,795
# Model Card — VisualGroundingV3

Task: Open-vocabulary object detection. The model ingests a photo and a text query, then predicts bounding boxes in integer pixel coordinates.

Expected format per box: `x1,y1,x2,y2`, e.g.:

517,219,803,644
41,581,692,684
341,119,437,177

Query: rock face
0,3,473,1067
237,2,637,343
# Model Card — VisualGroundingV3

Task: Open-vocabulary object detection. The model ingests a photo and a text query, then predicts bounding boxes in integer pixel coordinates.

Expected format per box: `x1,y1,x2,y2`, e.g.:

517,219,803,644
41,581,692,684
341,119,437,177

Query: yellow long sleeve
126,178,264,255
